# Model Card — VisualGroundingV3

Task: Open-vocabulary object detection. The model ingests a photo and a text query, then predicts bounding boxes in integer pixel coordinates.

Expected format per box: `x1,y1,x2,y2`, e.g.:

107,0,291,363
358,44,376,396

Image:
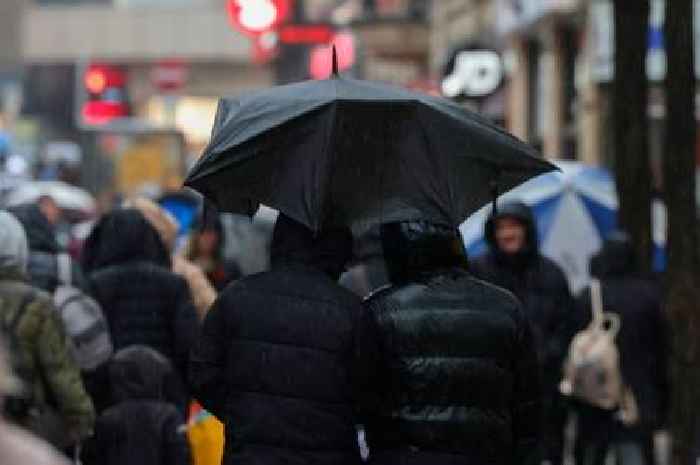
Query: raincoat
365,221,541,465
190,213,379,465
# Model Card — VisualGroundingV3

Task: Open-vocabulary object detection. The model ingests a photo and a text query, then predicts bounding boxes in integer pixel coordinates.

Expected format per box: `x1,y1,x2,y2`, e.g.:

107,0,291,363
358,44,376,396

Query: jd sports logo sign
441,48,504,100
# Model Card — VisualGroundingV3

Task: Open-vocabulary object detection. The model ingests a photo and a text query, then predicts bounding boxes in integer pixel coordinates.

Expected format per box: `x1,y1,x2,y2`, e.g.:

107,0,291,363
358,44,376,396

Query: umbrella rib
315,102,339,231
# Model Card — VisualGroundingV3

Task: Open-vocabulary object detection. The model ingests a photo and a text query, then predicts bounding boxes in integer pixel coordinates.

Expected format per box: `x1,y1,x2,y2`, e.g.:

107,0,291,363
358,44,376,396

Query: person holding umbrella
186,50,556,465
362,221,541,465
190,213,380,465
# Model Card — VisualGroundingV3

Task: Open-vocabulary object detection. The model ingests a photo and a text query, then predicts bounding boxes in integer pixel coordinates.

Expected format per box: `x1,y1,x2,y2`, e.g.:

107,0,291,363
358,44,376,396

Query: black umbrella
185,59,556,231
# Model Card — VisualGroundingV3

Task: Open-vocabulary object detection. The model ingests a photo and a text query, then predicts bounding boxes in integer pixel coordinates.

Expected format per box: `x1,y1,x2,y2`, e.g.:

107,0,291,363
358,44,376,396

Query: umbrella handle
490,179,499,215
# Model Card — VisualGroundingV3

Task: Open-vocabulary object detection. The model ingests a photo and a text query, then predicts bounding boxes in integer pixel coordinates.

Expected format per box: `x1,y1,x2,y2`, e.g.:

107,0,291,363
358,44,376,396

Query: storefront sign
441,48,503,99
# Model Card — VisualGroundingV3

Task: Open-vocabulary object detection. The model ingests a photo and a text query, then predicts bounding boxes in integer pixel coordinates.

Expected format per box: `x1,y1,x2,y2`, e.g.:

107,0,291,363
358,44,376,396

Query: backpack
0,291,37,420
54,253,113,371
560,279,639,425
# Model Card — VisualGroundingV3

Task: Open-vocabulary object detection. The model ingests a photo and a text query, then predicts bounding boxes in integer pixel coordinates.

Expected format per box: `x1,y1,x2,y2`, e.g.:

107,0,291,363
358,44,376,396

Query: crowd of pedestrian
0,193,669,465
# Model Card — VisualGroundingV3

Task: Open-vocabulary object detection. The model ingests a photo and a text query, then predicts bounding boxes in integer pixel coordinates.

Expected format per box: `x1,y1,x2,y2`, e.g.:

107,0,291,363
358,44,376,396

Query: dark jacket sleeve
172,279,199,383
350,302,383,424
189,295,228,419
545,266,575,374
512,311,542,465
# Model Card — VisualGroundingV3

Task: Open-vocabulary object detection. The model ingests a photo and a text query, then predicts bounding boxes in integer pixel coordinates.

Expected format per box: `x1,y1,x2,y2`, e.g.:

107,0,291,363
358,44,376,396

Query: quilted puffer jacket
365,221,542,465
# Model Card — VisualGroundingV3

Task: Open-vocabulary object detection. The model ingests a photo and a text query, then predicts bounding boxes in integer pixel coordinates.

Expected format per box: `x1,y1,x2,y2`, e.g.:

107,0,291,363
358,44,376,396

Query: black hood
109,345,173,402
590,231,636,278
8,203,59,254
381,221,467,284
484,201,538,267
270,213,352,281
82,208,171,273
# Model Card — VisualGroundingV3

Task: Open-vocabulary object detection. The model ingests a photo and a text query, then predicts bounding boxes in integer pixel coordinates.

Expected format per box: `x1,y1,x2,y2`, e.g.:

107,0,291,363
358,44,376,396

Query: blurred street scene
0,1,698,465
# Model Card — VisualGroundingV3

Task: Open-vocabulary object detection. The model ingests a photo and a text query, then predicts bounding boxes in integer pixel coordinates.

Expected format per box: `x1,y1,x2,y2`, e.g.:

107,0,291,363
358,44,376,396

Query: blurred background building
0,0,698,202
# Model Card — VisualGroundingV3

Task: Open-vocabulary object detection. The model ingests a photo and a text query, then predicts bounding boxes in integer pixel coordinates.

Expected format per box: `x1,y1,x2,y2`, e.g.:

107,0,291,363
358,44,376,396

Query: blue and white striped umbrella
460,161,665,293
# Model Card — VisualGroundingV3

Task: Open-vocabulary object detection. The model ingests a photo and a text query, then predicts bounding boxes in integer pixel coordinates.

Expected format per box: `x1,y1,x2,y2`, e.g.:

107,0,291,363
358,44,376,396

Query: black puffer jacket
366,221,541,465
469,202,573,393
83,209,198,390
82,346,191,465
8,203,87,293
575,232,668,430
190,214,379,465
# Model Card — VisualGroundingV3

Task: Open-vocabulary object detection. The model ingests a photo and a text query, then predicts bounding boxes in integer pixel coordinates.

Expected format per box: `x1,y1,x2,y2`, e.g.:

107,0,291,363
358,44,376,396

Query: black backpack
0,291,36,421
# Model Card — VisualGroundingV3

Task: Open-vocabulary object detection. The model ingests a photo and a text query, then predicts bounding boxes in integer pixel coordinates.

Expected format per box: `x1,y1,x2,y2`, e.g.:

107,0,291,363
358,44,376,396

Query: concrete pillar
506,36,529,142
542,23,564,159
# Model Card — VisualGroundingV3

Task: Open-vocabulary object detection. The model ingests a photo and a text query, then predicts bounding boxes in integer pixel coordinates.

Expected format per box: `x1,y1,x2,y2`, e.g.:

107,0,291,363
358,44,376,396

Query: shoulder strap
590,278,604,324
57,253,72,287
7,291,35,335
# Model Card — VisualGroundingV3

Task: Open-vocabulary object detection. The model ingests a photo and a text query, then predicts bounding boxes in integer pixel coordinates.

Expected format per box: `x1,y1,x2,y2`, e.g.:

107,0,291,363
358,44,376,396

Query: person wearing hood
82,208,199,412
0,211,95,448
364,221,541,465
8,199,88,293
123,196,217,320
470,201,573,465
81,346,191,465
190,213,380,465
572,232,667,465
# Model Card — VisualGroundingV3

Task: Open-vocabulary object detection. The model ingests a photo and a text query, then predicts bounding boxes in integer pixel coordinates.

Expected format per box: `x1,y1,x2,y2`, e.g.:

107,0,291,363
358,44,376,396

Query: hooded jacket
190,213,379,465
365,221,541,465
575,232,668,430
8,204,87,293
82,346,191,465
0,211,95,442
123,197,217,320
82,209,198,389
469,202,573,392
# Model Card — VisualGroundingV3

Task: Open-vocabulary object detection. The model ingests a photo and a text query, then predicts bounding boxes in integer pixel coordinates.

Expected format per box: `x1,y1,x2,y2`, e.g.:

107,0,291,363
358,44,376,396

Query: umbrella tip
331,45,339,77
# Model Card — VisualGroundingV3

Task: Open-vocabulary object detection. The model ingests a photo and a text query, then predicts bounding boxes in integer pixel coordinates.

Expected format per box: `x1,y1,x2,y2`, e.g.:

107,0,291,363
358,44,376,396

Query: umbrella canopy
186,74,555,231
5,181,97,217
461,161,666,292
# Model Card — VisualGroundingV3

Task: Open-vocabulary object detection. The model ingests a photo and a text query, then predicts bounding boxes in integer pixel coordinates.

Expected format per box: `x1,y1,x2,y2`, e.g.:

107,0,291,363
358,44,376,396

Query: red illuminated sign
227,0,291,36
279,24,333,44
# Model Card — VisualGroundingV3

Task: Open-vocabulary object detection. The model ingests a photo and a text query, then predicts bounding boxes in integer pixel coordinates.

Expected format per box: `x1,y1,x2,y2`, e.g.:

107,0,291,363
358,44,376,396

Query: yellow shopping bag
188,402,224,465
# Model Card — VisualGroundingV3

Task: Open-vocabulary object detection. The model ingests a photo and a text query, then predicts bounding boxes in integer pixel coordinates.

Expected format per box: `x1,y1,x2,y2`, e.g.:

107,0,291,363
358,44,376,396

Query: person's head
37,195,61,226
7,202,60,254
271,213,353,281
485,201,537,263
189,202,224,260
109,345,173,403
493,216,527,255
380,220,467,285
0,211,29,279
590,230,636,278
196,229,220,256
82,208,171,273
122,196,179,252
